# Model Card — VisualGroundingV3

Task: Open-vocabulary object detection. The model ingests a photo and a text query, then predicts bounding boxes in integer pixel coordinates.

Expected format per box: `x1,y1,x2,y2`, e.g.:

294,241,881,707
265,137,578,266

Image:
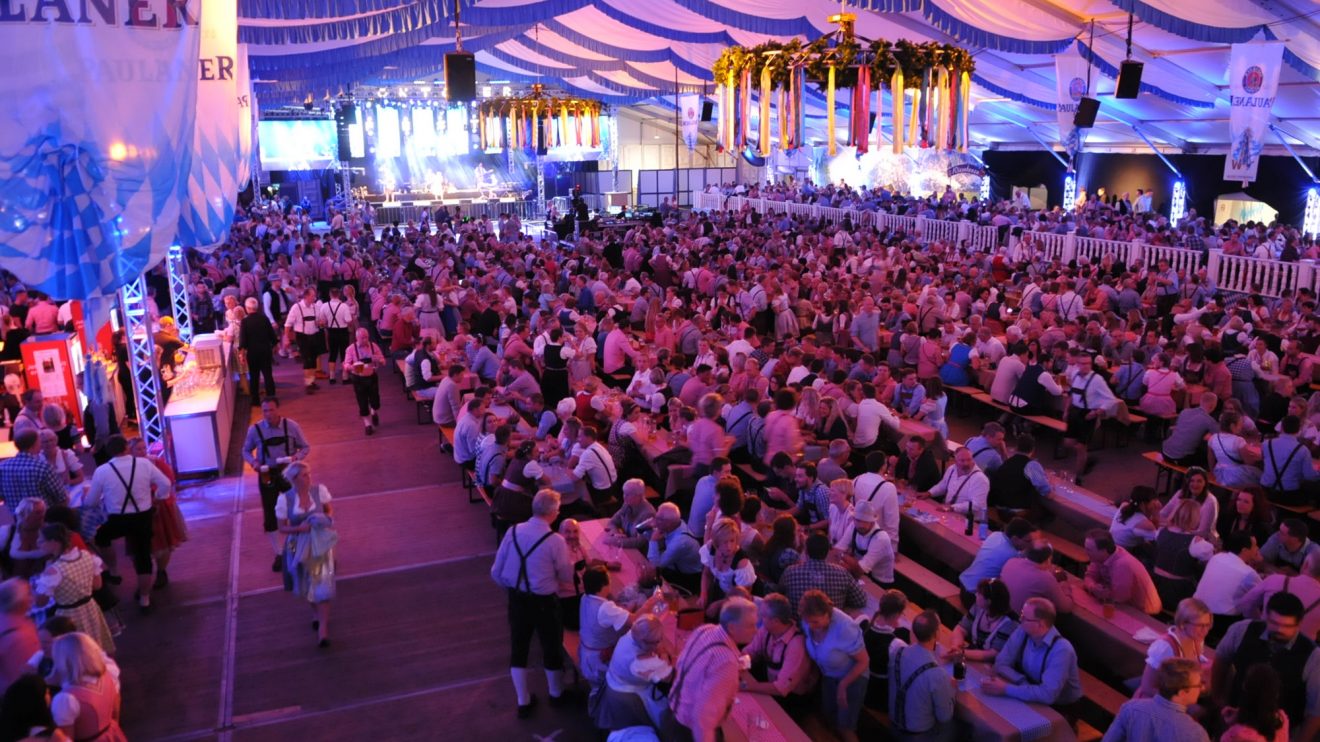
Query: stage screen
375,107,401,158
257,120,338,171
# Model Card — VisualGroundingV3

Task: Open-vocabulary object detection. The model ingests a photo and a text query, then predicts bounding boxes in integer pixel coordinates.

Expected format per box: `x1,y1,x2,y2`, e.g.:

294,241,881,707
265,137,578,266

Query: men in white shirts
918,447,989,517
431,364,466,427
833,501,895,585
320,286,356,383
572,425,619,509
1063,352,1117,486
971,327,1006,369
990,343,1028,404
89,435,172,612
284,287,325,393
851,451,900,547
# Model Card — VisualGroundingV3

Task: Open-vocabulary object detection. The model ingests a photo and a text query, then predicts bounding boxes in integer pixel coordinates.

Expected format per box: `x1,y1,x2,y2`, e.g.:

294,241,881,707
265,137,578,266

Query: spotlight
1304,186,1320,239
1063,174,1077,212
1170,179,1186,224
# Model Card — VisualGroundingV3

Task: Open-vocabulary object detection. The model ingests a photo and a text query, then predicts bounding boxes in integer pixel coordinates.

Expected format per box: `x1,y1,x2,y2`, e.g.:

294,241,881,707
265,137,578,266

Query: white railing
692,192,724,212
1074,235,1134,266
970,224,1000,250
1022,231,1068,261
922,217,960,245
1214,253,1309,298
1142,244,1202,280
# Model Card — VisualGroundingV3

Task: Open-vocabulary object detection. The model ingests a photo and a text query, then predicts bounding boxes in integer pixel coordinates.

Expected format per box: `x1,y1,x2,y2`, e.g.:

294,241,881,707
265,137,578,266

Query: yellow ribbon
827,65,837,157
892,70,904,155
760,65,772,157
960,70,971,152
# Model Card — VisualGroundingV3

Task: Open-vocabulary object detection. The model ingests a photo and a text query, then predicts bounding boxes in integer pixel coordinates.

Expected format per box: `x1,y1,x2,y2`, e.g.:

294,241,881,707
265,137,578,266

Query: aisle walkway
115,359,595,741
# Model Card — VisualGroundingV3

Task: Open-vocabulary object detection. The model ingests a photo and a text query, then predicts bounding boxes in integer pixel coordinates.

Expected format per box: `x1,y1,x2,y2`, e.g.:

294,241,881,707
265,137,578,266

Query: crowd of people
1,175,1319,740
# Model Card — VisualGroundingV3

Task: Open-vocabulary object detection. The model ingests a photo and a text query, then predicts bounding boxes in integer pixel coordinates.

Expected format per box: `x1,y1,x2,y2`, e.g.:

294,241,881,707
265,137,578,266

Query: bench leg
462,467,479,503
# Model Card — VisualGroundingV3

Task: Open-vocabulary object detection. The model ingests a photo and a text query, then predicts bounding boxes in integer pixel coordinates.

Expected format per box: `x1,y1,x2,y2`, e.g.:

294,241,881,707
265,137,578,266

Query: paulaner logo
0,0,198,27
1242,65,1264,94
1068,77,1087,102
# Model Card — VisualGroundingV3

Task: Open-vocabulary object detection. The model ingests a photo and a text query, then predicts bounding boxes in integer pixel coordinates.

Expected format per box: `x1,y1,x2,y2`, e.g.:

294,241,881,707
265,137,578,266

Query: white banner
0,3,200,301
1054,53,1091,160
235,43,254,193
1224,41,1284,183
177,0,240,249
679,94,700,151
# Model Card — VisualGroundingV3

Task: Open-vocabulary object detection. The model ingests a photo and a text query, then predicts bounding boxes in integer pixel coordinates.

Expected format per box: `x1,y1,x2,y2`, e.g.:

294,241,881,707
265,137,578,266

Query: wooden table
897,417,938,443
897,493,1167,681
1043,474,1117,532
488,403,535,436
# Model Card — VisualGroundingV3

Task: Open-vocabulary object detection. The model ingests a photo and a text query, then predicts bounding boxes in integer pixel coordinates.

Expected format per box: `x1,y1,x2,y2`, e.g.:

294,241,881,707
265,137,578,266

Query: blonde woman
700,518,757,619
278,462,338,648
1134,597,1213,700
49,632,126,742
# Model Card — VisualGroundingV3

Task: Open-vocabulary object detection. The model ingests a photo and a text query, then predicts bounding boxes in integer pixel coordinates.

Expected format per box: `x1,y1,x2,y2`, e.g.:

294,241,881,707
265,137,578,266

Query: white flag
177,0,241,249
679,94,700,151
1054,53,1091,161
0,1,200,301
1224,42,1284,183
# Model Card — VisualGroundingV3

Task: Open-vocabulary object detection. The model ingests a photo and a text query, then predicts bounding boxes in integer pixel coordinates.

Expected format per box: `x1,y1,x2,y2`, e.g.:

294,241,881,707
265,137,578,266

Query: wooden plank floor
116,359,596,741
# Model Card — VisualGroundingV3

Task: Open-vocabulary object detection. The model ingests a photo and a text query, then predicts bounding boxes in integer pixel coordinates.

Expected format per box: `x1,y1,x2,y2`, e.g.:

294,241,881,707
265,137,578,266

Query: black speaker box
1115,60,1144,99
445,52,477,102
1074,97,1099,128
700,101,714,121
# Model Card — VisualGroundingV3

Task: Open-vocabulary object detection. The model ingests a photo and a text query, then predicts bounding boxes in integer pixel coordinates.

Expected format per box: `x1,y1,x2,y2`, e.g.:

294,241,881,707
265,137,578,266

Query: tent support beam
1132,125,1181,177
1270,123,1320,184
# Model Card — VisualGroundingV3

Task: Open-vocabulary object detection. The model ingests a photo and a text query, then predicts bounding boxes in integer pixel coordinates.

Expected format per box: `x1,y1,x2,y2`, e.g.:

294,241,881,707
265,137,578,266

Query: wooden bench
893,554,962,626
1046,534,1091,576
945,384,984,417
971,391,1068,435
1077,669,1129,731
1142,450,1187,497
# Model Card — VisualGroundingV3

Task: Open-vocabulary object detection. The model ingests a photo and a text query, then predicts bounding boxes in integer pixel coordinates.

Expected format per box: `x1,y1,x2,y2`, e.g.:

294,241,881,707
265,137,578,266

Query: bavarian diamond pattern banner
177,0,240,250
0,2,200,302
235,43,254,193
1054,53,1090,161
1224,41,1284,184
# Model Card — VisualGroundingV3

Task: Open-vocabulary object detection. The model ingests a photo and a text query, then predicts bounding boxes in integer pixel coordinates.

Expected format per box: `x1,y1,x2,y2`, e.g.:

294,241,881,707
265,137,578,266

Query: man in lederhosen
262,274,291,358
241,398,311,571
321,286,356,384
89,435,172,613
489,489,575,718
284,287,325,394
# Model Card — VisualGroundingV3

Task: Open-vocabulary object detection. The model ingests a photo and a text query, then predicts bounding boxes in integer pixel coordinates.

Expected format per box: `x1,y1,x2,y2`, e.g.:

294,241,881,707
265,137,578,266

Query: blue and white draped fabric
177,0,242,251
1053,53,1090,163
236,44,255,193
0,8,200,302
1224,41,1284,183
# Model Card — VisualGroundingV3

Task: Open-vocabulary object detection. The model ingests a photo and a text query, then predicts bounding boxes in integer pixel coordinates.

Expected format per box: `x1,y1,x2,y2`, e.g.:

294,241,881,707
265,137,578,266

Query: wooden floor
116,359,597,741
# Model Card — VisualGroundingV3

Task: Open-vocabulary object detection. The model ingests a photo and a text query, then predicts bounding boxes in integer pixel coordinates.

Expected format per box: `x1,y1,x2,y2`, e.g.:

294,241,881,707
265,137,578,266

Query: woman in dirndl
279,462,338,648
129,438,187,590
34,523,115,654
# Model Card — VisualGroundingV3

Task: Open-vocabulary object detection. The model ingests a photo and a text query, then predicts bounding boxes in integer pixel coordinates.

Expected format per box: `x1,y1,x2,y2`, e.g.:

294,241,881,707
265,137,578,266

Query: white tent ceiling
241,0,1320,155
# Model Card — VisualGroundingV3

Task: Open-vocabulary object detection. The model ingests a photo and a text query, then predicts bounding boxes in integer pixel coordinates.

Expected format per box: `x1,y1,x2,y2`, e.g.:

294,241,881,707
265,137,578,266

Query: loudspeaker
700,101,714,122
1074,96,1099,128
334,103,355,161
445,52,477,102
1115,60,1144,99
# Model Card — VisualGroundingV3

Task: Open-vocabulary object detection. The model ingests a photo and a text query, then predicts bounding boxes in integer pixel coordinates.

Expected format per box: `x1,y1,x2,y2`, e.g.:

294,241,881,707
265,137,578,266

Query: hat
854,501,879,523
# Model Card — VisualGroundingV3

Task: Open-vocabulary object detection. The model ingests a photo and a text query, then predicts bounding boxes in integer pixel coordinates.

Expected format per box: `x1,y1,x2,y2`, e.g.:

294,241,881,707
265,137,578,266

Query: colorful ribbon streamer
759,65,771,157
892,70,904,155
826,65,836,157
959,70,971,152
852,65,871,154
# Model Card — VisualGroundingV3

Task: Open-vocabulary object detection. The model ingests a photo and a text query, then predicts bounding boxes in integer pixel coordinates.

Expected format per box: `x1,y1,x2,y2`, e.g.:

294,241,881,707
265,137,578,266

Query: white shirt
851,472,900,546
1191,552,1261,616
88,455,172,515
835,521,895,584
928,466,989,515
284,300,321,335
574,441,618,489
849,398,898,448
991,355,1026,404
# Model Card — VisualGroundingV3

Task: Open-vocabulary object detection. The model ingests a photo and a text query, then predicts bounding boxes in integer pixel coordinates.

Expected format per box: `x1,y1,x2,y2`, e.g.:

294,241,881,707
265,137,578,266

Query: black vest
863,625,911,711
1231,621,1315,726
1012,363,1049,408
990,454,1036,510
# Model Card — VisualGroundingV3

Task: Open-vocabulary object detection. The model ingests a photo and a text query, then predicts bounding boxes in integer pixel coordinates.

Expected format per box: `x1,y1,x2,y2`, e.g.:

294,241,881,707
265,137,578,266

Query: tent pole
1132,125,1181,177
674,65,680,205
1270,123,1320,184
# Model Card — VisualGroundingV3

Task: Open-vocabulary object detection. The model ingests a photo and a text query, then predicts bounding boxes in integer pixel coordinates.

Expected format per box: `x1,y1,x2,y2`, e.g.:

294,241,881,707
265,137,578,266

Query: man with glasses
1101,658,1209,742
1211,592,1320,740
983,597,1082,708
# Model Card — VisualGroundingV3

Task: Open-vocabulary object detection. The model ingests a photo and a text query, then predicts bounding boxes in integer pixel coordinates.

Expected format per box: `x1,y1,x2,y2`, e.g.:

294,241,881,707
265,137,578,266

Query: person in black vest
262,275,290,358
405,336,441,400
989,434,1052,524
1211,591,1320,741
241,399,312,571
1008,354,1063,417
239,298,278,405
862,588,911,712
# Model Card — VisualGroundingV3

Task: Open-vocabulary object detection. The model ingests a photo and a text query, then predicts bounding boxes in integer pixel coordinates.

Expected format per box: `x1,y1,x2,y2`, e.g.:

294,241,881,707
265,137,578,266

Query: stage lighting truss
1063,173,1077,213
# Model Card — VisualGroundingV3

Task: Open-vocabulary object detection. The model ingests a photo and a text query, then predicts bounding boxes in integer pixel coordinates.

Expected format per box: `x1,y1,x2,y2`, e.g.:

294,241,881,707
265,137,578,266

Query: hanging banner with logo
679,93,699,152
235,43,254,192
1225,41,1284,183
177,0,240,250
1054,53,1090,161
0,2,200,302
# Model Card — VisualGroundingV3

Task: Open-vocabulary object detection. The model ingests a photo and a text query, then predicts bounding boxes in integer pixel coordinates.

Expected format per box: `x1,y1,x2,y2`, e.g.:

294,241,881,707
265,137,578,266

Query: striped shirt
669,624,740,741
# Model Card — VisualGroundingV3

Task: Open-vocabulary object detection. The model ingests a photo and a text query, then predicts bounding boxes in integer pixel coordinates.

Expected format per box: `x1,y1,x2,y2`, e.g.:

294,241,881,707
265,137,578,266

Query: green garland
711,38,975,92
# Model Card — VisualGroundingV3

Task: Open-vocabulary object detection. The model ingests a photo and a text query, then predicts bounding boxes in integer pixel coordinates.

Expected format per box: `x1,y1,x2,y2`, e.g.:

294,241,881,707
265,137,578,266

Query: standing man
1064,352,1116,486
285,288,325,394
320,286,356,384
666,597,759,742
1153,260,1180,319
10,390,45,440
89,435,172,613
889,610,956,742
490,489,575,718
241,398,312,571
1211,592,1320,741
343,327,386,436
0,429,67,511
239,297,278,405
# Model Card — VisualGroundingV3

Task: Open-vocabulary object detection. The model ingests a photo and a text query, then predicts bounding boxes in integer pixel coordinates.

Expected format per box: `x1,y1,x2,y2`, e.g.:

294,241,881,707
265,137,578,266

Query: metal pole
1270,123,1320,183
166,245,194,344
120,275,167,450
1132,125,1182,177
674,65,681,205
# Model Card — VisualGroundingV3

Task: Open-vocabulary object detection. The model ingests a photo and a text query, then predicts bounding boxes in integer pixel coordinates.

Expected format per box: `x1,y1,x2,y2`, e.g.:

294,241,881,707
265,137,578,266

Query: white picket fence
691,194,1319,298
